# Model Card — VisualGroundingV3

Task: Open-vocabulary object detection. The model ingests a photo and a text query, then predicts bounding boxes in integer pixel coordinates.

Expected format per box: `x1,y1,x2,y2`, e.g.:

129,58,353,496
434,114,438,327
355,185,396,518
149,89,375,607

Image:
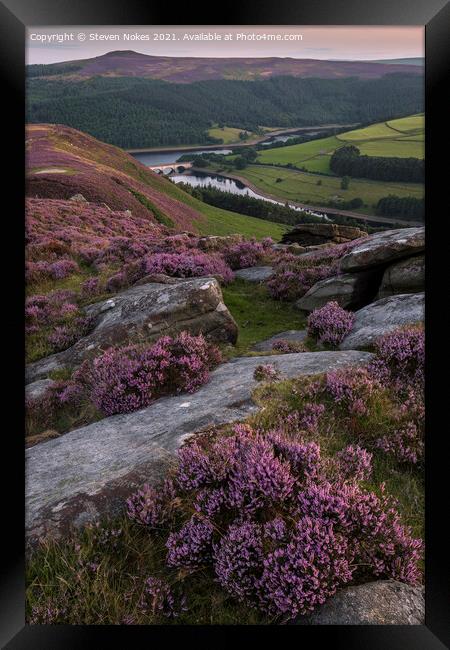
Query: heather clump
26,291,95,360
335,445,373,482
223,237,273,270
307,301,355,346
143,251,234,284
369,325,424,388
125,424,422,621
138,577,187,619
272,338,306,353
79,332,222,416
266,240,363,302
253,364,281,382
25,379,88,440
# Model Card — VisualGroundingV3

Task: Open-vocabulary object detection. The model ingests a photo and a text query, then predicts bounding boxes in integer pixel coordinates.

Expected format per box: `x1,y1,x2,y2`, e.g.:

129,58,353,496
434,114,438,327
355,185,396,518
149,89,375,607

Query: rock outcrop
25,378,55,401
26,278,238,384
297,580,424,625
281,223,367,246
294,227,425,315
25,350,373,542
272,243,307,255
295,271,379,312
378,254,425,298
340,227,425,272
340,292,424,350
251,330,307,352
198,234,244,252
235,266,274,282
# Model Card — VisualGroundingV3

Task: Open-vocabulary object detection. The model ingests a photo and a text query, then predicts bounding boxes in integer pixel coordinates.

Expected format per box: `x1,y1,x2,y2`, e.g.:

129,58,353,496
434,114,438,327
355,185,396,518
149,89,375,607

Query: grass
221,279,306,357
257,114,425,173
25,514,266,625
207,125,252,144
233,165,423,215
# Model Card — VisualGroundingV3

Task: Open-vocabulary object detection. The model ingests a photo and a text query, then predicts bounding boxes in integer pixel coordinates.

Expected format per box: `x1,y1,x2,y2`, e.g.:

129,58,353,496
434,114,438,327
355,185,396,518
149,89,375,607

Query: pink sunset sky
26,26,424,64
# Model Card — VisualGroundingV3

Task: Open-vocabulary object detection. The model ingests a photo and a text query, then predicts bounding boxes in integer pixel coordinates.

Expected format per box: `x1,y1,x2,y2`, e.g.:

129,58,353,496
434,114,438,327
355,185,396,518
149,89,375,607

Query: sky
26,26,424,65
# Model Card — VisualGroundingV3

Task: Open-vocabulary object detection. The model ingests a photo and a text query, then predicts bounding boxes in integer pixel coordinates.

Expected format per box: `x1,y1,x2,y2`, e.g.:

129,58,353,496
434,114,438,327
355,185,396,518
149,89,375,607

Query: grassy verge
221,279,306,357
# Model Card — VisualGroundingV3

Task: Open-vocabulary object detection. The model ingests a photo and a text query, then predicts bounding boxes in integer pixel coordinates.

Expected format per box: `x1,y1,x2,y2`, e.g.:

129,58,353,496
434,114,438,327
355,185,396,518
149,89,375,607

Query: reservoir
169,171,327,219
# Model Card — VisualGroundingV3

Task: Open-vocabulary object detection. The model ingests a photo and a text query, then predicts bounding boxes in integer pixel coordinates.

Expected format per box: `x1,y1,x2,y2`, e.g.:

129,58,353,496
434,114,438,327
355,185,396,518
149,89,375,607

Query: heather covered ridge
25,122,424,625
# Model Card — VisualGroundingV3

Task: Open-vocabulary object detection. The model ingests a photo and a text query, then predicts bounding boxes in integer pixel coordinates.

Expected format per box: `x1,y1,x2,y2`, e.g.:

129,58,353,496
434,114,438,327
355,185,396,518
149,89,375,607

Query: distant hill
369,58,424,66
27,50,423,82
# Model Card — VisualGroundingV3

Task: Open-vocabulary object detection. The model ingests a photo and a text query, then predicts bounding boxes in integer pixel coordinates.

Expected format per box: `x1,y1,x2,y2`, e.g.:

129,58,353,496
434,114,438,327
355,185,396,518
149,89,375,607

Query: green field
234,165,424,215
257,114,424,173
208,125,253,144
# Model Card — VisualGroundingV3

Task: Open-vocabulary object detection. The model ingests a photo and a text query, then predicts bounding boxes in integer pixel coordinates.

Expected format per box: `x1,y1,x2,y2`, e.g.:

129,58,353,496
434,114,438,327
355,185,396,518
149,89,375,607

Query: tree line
376,195,424,220
330,145,424,182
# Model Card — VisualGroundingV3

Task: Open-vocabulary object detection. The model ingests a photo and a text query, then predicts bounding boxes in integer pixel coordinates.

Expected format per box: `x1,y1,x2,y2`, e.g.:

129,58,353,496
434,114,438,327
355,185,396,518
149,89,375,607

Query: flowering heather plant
376,422,424,465
83,332,221,416
81,277,100,297
223,238,273,270
325,366,381,417
253,364,281,382
125,423,422,621
335,445,373,482
26,379,85,438
47,316,94,352
49,259,80,279
370,326,425,388
266,240,361,302
126,480,176,529
166,515,215,569
139,577,187,619
143,252,234,284
307,301,354,346
272,339,306,353
26,291,95,359
259,516,352,618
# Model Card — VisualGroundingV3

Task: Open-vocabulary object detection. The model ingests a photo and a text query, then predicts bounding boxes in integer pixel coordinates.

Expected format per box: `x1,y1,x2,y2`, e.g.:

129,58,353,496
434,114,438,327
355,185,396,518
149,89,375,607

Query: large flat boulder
235,266,273,282
378,254,425,298
340,293,424,350
25,278,238,384
26,350,373,542
297,580,424,625
282,223,367,246
295,270,379,312
340,227,425,272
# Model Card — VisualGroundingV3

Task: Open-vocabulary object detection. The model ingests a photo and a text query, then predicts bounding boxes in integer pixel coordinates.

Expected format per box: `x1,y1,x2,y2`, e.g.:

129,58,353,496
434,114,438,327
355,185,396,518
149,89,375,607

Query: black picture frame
1,1,449,647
